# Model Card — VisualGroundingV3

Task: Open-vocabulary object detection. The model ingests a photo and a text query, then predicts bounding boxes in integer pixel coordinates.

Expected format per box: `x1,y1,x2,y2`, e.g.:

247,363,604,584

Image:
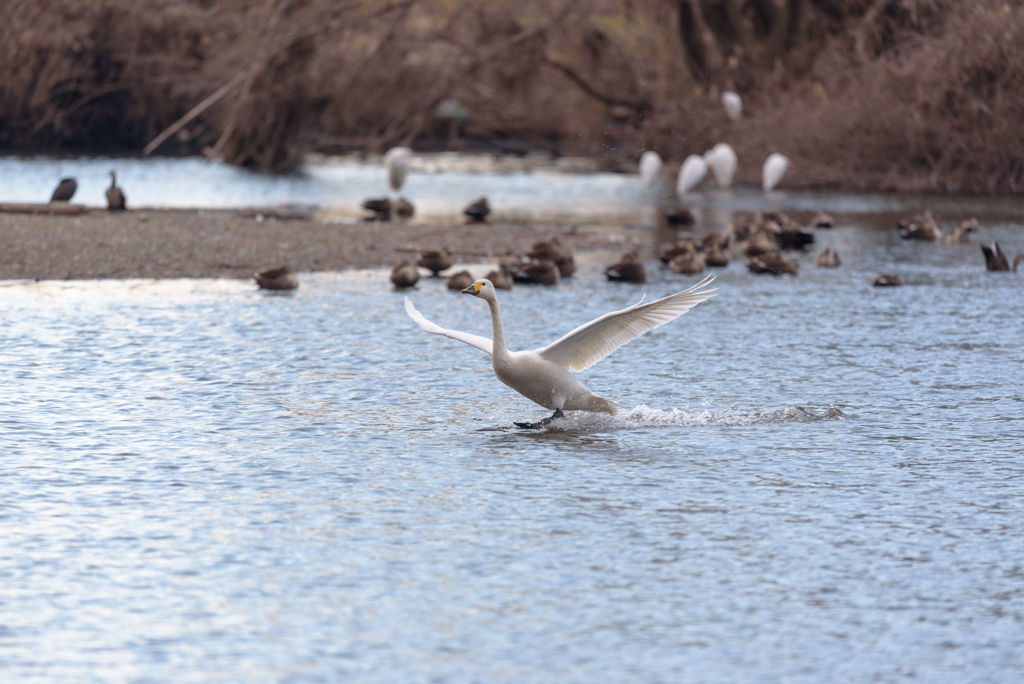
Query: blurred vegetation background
1,0,1022,193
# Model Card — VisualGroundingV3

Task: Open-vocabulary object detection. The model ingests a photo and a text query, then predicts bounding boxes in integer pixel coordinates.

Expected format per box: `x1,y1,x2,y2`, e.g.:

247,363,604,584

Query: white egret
639,150,663,185
677,154,708,195
405,275,717,427
703,143,737,188
383,146,412,191
722,91,742,121
762,153,789,192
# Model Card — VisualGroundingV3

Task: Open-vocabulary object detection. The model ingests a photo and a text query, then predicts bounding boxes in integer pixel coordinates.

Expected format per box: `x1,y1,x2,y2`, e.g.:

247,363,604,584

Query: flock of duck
390,201,1020,296
390,237,576,291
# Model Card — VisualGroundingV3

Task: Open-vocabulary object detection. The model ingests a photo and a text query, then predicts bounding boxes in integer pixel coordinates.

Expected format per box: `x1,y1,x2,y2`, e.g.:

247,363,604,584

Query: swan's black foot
514,409,564,429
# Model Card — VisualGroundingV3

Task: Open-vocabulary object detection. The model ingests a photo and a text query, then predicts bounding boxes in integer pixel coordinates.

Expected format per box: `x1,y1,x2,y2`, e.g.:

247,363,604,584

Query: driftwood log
0,203,90,215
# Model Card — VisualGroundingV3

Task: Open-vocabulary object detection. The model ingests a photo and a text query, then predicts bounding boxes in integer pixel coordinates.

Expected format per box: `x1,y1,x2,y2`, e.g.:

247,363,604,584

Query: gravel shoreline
0,209,646,281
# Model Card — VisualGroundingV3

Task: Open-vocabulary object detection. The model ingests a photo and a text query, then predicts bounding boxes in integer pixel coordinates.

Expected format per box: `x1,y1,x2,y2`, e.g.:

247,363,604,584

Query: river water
2,155,1023,682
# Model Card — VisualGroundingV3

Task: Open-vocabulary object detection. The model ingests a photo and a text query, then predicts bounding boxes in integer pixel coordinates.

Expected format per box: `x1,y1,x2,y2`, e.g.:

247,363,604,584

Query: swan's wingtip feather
403,296,419,317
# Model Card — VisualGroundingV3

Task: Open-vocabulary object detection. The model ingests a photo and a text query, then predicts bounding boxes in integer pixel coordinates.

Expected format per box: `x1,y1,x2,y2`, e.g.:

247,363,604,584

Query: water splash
541,403,845,431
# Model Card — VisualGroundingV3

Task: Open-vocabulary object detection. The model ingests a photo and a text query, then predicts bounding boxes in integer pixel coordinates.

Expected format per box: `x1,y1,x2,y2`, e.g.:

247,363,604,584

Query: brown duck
898,210,942,241
659,207,695,228
810,212,834,228
873,274,903,287
50,178,77,202
418,249,453,277
446,270,474,291
106,171,126,211
484,267,514,290
511,259,559,286
362,198,392,220
816,248,841,268
981,242,1024,271
747,251,798,276
395,198,415,219
605,252,647,283
945,218,978,244
464,197,491,222
668,246,706,275
528,237,576,277
390,261,420,288
254,266,299,291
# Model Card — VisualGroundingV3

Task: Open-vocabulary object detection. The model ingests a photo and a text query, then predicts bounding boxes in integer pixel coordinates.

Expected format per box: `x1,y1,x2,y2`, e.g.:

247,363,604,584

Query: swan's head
461,279,496,300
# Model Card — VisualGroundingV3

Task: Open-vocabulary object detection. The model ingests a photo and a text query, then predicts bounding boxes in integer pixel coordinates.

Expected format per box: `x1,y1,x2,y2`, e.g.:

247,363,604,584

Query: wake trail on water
539,403,845,431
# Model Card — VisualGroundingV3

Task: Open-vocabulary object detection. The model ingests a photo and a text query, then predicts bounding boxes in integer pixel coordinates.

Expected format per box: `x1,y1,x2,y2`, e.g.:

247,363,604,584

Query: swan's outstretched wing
535,274,717,372
404,297,493,356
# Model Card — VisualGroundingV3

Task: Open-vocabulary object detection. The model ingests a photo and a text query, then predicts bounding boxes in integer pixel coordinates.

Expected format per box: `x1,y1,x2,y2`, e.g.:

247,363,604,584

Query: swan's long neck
486,298,509,359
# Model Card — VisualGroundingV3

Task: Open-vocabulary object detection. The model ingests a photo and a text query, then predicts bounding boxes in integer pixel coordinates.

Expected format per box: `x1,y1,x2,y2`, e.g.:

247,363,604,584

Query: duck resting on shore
106,171,126,210
404,274,717,428
50,178,77,202
418,249,453,277
390,261,420,289
464,197,490,222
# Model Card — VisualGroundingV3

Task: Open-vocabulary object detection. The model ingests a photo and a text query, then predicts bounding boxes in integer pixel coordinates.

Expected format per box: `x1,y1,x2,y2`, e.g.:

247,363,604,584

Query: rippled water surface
3,203,1024,682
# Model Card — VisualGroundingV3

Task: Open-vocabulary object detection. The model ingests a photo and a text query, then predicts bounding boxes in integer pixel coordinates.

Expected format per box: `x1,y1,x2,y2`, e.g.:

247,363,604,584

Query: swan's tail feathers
586,394,618,415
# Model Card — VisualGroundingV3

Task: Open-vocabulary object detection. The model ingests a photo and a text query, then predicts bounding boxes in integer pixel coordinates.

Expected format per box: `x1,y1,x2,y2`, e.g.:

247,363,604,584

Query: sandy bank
0,209,645,281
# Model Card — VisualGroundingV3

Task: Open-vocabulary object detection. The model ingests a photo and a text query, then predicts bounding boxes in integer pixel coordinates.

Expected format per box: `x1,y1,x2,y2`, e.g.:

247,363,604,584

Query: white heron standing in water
677,154,708,195
703,143,737,188
762,153,790,192
639,151,663,186
383,146,412,192
722,92,742,121
404,276,717,428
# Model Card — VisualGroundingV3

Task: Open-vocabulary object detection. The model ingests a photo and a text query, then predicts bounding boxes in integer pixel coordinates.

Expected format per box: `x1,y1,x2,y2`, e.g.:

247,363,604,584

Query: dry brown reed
1,0,1022,193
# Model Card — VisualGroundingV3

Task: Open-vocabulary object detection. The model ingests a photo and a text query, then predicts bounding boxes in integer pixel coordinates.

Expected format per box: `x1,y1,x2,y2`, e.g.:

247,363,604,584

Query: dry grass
1,0,1022,192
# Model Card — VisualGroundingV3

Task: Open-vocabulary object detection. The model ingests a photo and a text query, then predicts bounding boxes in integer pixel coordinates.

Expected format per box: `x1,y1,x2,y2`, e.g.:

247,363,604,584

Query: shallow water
2,209,1023,682
4,153,1023,224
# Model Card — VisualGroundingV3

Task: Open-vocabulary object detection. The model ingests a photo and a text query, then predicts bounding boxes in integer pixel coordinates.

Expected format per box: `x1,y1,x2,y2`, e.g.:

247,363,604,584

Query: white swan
722,91,742,121
405,275,717,427
677,154,708,195
383,146,412,191
763,153,789,192
703,143,737,188
639,150,662,186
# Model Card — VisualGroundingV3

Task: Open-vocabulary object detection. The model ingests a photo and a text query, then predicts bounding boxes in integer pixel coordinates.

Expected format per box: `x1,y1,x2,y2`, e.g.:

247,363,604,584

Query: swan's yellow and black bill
461,282,483,296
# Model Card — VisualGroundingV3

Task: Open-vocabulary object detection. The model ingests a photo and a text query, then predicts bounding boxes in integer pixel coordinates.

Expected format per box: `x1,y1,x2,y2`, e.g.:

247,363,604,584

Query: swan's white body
404,275,717,416
704,143,737,188
763,153,789,192
677,155,708,195
383,146,412,191
722,91,742,121
639,151,663,186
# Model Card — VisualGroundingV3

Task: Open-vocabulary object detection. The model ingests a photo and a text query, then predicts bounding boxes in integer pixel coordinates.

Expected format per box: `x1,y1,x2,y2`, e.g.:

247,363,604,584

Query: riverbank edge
0,208,652,282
